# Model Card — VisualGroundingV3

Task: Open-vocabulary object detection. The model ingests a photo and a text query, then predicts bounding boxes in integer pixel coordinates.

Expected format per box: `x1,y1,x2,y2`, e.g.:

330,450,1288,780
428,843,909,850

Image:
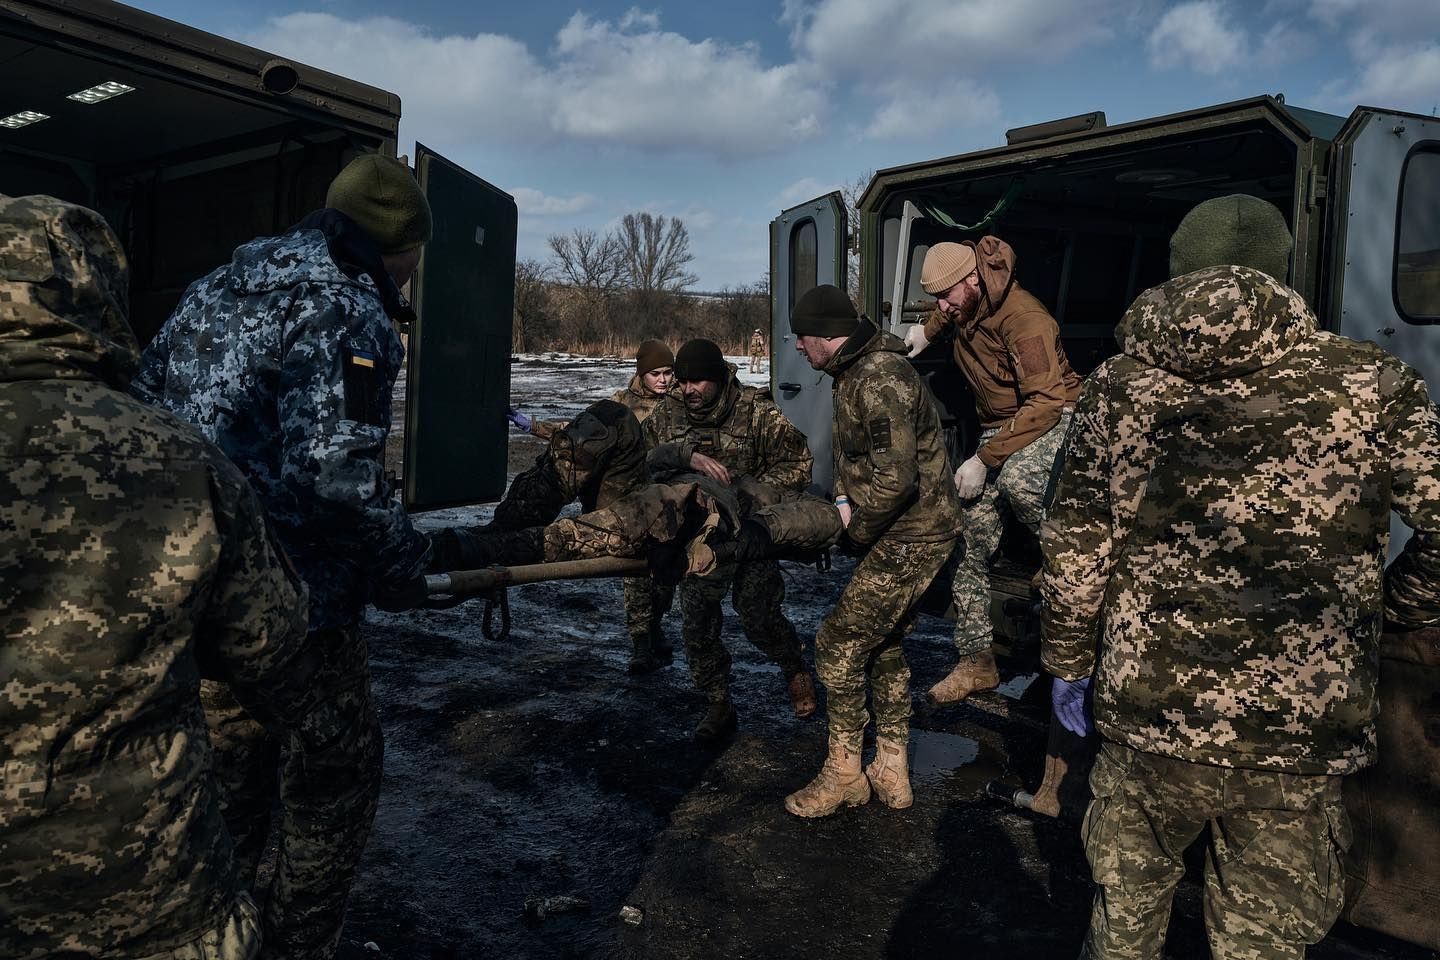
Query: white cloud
242,11,827,158
774,177,834,208
862,82,1001,140
1256,21,1313,64
1308,0,1440,60
1328,43,1440,113
784,0,1130,77
512,188,596,217
1146,1,1246,74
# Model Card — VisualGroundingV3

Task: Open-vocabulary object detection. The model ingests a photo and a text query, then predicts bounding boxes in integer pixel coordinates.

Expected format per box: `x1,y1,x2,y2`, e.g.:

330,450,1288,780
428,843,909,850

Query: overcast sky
129,0,1440,289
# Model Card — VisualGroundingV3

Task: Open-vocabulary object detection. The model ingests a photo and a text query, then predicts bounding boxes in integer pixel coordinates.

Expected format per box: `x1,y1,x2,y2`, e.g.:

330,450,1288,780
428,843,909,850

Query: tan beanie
635,339,674,375
921,242,977,295
326,154,432,254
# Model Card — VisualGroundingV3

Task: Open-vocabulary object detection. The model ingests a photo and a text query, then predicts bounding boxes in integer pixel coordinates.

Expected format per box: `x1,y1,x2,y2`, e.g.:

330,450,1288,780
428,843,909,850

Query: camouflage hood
1118,265,1316,383
824,316,909,377
227,226,372,299
0,195,139,388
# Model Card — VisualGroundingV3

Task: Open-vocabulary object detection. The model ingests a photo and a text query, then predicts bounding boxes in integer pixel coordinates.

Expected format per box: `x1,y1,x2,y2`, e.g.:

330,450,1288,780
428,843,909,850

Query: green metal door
404,143,516,511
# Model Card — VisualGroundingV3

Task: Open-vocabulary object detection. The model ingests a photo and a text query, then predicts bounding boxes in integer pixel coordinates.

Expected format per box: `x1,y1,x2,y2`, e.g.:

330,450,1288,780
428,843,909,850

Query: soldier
644,338,818,741
786,285,963,817
1041,195,1440,958
131,154,437,960
748,327,766,373
0,195,325,959
908,237,1082,704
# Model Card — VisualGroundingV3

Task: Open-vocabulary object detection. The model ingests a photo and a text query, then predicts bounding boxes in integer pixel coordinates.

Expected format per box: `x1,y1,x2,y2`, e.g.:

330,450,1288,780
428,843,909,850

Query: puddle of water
995,671,1039,701
908,729,981,781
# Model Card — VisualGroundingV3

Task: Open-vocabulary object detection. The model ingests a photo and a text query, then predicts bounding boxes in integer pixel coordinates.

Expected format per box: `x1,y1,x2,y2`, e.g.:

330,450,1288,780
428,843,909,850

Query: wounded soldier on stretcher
428,398,842,579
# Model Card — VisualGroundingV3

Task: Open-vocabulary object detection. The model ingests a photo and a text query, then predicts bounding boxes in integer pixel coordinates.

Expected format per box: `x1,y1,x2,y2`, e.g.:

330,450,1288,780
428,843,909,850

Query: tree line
512,211,769,357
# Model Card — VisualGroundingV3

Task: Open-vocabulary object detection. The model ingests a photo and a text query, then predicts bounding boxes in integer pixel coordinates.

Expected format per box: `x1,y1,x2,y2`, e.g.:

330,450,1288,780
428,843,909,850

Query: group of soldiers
4,144,1440,960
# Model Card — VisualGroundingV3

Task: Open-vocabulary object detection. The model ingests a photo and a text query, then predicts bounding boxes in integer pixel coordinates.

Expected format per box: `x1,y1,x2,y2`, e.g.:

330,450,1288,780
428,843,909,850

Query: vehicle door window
790,219,818,312
1397,145,1440,322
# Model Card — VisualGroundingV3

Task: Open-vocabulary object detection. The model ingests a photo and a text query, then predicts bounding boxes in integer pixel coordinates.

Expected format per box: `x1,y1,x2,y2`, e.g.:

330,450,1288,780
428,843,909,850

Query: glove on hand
732,519,774,563
1051,676,1094,737
506,407,532,433
954,455,987,500
903,324,930,358
372,574,429,612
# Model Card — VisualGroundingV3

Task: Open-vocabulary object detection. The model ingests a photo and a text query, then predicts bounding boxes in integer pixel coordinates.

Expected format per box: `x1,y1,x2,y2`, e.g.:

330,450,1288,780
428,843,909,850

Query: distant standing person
908,237,1082,705
749,327,766,373
787,285,962,817
1042,195,1440,958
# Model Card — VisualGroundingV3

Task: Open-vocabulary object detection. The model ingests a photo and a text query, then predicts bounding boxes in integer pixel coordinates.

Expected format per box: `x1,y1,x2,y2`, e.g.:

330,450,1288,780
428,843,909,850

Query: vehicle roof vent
1005,111,1106,146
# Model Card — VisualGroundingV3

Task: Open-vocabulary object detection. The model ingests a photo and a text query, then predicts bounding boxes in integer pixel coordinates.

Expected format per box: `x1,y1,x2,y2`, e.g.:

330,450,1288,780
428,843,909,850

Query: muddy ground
349,355,1438,960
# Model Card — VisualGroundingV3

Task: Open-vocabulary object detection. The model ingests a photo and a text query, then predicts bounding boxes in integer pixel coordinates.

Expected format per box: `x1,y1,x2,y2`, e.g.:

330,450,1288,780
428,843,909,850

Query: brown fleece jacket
923,236,1082,467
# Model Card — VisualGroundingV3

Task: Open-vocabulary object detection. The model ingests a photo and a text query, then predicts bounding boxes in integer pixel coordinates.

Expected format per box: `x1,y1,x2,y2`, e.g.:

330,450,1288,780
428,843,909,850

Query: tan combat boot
865,737,913,809
925,648,1000,706
786,671,817,719
784,738,871,818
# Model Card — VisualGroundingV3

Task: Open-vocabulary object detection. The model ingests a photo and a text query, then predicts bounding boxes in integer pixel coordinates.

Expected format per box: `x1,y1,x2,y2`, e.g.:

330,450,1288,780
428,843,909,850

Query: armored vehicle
771,95,1440,950
0,0,514,510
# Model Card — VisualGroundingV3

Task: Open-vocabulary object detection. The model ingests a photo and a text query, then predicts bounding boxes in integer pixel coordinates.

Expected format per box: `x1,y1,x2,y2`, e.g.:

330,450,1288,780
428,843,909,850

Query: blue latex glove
506,407,532,433
1052,676,1093,737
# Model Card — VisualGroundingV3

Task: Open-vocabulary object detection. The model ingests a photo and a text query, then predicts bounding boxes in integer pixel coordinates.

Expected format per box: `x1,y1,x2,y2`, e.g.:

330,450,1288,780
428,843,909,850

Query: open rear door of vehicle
1326,107,1440,953
769,191,847,492
404,143,517,511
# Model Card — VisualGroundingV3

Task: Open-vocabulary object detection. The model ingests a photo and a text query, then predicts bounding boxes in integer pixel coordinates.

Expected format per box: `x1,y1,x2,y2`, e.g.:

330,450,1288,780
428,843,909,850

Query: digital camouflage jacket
0,195,315,957
1041,265,1440,775
132,224,430,630
824,318,963,546
643,367,812,492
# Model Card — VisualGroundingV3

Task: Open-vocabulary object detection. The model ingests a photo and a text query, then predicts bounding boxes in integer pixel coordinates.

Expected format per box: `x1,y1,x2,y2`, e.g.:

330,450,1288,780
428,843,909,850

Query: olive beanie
326,154,433,254
1169,194,1293,282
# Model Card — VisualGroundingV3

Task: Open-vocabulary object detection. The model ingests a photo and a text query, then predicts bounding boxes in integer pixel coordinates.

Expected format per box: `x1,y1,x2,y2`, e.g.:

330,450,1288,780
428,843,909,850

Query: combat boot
784,738,871,818
627,630,672,676
786,671,817,719
692,699,737,743
865,737,913,809
925,648,1000,706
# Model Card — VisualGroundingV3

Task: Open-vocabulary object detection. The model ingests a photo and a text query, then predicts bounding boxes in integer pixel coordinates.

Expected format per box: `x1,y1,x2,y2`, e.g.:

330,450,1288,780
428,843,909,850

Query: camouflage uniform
0,195,319,959
748,331,765,373
643,369,813,702
1041,266,1440,958
819,318,963,750
132,212,428,960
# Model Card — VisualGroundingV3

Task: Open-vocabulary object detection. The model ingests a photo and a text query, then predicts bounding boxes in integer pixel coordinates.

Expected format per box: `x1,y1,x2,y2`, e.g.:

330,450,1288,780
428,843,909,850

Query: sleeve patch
868,417,892,452
1015,335,1053,378
342,347,384,426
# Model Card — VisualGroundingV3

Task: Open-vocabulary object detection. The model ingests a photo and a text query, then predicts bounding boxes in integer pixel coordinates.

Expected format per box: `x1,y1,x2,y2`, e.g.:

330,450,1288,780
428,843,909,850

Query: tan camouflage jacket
643,369,813,492
1,196,317,956
610,373,664,422
824,318,963,546
1041,265,1440,775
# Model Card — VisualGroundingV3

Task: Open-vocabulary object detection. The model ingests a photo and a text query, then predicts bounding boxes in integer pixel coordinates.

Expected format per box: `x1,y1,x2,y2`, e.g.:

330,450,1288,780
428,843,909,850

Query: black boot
692,699,737,743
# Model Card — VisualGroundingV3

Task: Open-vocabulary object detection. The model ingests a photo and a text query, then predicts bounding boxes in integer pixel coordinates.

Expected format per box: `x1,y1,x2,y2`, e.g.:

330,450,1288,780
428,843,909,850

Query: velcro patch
1015,336,1052,378
868,417,892,452
342,347,383,426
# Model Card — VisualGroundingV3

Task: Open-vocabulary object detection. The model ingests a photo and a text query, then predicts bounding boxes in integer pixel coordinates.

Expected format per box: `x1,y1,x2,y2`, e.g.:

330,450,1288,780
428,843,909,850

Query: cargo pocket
1307,799,1353,942
1082,743,1135,887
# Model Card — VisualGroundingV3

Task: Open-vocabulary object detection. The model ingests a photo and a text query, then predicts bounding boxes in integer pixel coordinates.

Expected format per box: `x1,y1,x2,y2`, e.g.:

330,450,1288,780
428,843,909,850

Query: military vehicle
0,0,515,510
770,95,1440,950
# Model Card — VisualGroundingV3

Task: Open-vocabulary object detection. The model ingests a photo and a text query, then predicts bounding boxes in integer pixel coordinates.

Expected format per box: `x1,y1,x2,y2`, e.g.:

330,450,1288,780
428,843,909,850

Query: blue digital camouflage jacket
132,229,430,630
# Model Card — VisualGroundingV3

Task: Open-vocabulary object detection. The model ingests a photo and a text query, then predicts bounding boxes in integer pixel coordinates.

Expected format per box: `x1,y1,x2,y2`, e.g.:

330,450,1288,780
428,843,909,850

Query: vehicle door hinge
1306,169,1328,207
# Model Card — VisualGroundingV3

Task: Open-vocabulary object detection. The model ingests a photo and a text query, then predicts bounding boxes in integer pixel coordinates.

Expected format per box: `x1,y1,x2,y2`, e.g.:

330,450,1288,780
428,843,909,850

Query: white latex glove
903,324,930,358
954,455,987,500
835,498,853,528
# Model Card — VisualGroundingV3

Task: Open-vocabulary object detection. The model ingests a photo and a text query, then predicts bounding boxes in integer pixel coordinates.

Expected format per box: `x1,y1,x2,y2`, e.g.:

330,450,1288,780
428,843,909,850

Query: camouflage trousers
678,558,805,703
135,895,262,960
1081,740,1351,960
491,400,646,530
816,537,955,753
951,411,1070,654
623,576,675,644
201,625,384,960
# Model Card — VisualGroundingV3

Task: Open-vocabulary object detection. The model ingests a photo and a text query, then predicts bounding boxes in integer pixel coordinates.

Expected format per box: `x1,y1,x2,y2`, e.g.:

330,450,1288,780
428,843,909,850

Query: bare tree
840,170,872,307
512,257,551,352
617,212,699,294
547,228,624,292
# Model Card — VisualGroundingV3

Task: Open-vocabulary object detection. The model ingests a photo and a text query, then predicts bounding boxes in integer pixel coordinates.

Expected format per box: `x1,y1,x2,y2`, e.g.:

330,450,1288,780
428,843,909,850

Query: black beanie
1170,194,1293,282
790,284,858,338
673,338,728,382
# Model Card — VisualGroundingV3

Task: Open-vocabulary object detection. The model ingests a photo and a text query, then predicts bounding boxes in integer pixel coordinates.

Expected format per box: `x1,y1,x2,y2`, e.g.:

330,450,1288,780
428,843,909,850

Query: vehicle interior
0,19,387,344
871,107,1338,632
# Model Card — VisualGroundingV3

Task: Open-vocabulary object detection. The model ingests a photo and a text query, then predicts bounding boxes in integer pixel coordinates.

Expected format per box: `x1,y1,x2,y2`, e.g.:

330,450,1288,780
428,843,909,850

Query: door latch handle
779,382,802,392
